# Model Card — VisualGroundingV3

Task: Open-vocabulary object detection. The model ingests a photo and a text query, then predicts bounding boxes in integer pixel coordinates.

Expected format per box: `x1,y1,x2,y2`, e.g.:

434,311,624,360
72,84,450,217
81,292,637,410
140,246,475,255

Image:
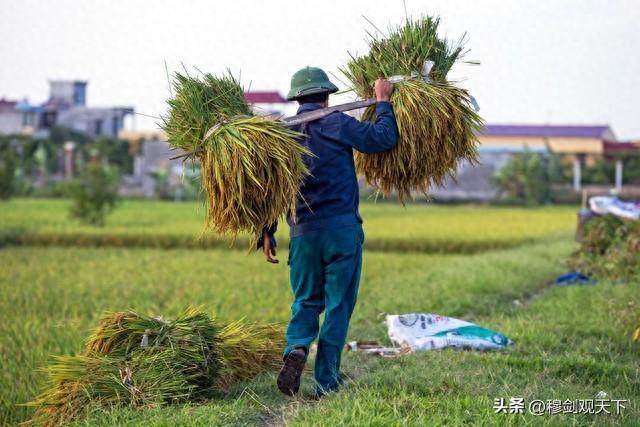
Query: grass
3,234,638,425
292,283,640,426
0,198,577,252
1,201,636,425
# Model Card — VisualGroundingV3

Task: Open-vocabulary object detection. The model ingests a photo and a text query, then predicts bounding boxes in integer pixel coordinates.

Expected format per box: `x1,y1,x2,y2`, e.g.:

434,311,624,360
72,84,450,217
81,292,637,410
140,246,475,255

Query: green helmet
286,66,339,101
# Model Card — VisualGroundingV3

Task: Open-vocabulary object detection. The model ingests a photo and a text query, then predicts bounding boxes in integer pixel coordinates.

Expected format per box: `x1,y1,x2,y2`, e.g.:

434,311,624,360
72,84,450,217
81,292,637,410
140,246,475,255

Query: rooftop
482,124,614,139
0,98,17,109
603,140,640,155
244,91,287,104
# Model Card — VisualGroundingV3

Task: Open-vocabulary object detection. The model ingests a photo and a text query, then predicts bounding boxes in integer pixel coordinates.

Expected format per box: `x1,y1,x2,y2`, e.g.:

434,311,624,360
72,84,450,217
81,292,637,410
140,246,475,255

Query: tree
49,126,91,145
582,154,640,185
0,139,16,199
95,136,133,174
67,163,120,226
492,148,562,205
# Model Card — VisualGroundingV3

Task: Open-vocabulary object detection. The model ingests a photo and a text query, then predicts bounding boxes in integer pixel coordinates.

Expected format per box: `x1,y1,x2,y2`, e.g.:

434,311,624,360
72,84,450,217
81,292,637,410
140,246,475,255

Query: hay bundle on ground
29,353,194,427
28,309,285,426
215,320,285,390
85,309,219,392
162,72,310,242
341,17,484,202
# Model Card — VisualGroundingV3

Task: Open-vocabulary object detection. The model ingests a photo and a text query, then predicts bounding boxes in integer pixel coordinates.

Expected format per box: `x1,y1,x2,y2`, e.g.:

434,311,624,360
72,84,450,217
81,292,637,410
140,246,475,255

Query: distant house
0,80,134,139
116,130,167,196
431,124,639,200
479,124,615,155
0,99,23,135
244,91,290,117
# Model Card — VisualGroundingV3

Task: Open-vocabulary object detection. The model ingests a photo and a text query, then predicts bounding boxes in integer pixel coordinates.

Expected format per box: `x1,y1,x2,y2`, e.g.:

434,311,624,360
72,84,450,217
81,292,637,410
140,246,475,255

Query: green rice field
0,199,638,426
0,198,576,252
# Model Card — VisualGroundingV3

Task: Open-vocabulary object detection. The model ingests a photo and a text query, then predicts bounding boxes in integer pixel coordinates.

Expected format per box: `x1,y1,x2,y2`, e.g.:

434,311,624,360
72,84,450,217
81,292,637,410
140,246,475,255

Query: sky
1,0,639,139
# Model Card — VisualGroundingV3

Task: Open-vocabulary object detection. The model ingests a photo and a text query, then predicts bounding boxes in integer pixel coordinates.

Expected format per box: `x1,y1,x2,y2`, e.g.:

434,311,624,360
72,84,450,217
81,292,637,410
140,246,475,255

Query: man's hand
374,79,393,102
262,231,279,264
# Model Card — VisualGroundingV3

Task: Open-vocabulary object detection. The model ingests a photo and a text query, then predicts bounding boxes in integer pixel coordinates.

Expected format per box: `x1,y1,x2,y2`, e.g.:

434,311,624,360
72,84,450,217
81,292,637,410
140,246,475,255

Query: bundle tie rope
201,114,253,146
140,329,150,348
119,366,141,397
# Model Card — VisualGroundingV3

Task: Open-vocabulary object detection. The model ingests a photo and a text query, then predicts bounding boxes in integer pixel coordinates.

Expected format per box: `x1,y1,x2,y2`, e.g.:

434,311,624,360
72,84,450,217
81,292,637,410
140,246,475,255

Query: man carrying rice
258,66,397,397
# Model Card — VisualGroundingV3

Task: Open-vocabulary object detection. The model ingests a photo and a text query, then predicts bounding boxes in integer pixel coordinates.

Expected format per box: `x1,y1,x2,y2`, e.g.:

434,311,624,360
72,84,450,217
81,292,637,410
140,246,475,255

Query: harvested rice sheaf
29,353,194,427
215,320,285,390
342,16,484,202
162,72,310,242
85,309,219,393
28,309,285,426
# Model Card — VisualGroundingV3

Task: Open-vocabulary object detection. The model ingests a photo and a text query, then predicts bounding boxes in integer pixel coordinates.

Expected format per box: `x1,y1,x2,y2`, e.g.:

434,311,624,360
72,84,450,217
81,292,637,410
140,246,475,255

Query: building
0,99,23,135
118,129,167,196
0,80,134,139
56,105,133,139
431,124,640,200
244,91,291,117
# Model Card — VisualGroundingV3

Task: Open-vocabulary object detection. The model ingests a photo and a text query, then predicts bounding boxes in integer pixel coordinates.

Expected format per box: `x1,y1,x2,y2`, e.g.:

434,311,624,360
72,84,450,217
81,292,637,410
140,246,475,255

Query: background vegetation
582,154,640,185
0,132,133,200
67,164,120,226
571,215,640,281
492,149,566,205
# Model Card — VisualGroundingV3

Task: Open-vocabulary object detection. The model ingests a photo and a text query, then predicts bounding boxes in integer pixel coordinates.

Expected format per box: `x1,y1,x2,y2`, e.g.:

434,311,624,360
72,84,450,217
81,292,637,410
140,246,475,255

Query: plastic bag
589,196,640,220
386,313,512,351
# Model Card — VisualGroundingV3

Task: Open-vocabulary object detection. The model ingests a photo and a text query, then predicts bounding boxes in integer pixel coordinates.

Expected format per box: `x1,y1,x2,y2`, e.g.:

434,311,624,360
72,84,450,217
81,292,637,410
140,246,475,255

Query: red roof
0,98,17,109
244,91,287,104
603,140,640,156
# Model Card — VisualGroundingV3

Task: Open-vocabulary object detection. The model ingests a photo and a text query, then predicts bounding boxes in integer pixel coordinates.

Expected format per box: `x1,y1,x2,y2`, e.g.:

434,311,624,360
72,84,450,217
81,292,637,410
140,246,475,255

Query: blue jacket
261,101,398,246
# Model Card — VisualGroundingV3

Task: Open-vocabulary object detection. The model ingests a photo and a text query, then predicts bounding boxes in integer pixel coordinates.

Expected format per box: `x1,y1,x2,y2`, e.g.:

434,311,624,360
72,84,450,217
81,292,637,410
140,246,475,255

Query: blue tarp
555,272,596,286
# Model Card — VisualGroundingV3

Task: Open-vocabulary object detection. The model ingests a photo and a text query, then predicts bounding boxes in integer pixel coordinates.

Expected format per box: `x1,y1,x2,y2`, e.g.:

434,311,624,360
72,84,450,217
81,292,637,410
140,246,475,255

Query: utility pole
614,159,623,193
573,155,582,192
64,141,75,178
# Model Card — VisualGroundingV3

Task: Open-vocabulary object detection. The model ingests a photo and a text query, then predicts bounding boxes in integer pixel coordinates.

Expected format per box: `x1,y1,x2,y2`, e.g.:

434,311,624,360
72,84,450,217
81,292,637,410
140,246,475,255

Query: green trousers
285,224,364,393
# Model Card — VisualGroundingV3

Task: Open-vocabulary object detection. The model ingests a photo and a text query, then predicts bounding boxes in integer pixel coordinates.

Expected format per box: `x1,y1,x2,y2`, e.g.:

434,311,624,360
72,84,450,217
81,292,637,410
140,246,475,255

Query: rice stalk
199,116,310,239
215,320,285,390
27,352,195,427
161,72,310,243
342,16,484,202
85,308,219,394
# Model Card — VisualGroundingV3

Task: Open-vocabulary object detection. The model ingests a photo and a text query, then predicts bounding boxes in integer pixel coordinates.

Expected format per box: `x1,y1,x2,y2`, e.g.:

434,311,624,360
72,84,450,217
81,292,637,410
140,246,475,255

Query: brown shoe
277,349,306,396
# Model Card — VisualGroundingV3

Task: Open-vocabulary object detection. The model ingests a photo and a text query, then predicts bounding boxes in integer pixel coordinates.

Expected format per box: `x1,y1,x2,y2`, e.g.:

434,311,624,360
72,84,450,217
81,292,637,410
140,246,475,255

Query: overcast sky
1,0,639,139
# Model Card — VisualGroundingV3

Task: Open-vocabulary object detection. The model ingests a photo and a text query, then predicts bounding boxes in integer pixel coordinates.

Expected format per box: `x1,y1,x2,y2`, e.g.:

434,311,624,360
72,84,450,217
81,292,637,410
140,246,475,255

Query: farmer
258,66,397,397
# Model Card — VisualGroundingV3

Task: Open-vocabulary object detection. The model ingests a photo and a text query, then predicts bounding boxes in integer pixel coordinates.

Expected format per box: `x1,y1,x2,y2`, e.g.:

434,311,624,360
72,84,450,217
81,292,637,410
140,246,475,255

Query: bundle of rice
341,16,484,202
28,353,194,427
85,309,219,392
161,72,310,242
215,320,286,390
28,308,285,426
